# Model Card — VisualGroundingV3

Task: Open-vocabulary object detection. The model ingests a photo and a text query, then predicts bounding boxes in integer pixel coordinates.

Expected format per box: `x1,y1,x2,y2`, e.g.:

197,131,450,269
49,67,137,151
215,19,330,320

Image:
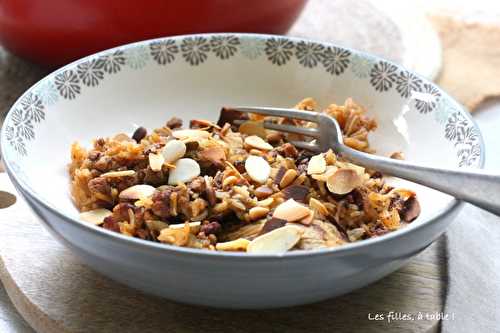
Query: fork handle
339,146,500,216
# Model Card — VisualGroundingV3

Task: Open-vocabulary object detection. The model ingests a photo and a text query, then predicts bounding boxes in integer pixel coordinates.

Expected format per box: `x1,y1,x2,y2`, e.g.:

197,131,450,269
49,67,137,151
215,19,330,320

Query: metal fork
229,106,500,216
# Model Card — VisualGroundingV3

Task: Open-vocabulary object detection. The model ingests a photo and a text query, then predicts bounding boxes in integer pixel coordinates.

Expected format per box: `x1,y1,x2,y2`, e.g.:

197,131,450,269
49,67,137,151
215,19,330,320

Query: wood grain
0,173,444,333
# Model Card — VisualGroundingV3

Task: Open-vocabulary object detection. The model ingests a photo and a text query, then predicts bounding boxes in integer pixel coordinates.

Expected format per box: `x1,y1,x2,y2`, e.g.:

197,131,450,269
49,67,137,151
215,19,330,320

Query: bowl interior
1,34,483,238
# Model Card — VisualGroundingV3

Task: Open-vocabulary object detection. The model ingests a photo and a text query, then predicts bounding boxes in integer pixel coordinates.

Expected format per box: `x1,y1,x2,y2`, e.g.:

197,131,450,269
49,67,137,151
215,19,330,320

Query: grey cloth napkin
443,205,500,332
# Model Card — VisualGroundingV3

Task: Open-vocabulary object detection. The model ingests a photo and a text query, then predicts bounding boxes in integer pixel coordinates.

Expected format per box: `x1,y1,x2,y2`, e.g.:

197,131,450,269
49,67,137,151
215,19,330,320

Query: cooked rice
69,98,420,252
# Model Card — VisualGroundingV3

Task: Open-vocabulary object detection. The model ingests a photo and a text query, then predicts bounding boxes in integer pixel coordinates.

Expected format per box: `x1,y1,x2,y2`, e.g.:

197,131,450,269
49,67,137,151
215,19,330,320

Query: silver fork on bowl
229,106,500,216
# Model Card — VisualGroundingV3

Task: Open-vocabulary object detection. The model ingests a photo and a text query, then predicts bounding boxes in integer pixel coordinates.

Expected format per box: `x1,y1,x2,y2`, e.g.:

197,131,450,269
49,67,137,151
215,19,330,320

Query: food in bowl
69,98,420,254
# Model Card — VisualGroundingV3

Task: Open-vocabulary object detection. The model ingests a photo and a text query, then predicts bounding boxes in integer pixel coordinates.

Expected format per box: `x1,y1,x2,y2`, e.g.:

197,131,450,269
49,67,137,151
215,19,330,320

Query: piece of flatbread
431,15,500,111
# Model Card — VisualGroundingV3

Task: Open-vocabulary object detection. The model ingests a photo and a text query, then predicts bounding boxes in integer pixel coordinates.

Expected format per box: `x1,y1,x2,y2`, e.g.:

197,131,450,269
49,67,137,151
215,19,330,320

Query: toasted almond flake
273,198,311,222
244,135,274,151
279,169,298,189
247,225,302,254
239,121,267,138
216,238,251,251
299,210,314,225
249,206,270,220
101,170,136,178
347,227,366,242
162,140,187,163
169,221,201,234
324,149,336,165
119,184,156,201
79,208,112,225
190,119,221,130
312,165,339,181
257,197,274,207
245,155,271,184
172,129,210,140
148,152,165,171
326,168,363,194
307,154,327,175
167,158,201,185
336,161,365,176
309,197,329,216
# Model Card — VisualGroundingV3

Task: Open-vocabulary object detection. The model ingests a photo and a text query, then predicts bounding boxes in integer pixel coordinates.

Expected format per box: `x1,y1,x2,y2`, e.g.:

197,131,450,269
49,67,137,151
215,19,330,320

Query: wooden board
0,172,444,333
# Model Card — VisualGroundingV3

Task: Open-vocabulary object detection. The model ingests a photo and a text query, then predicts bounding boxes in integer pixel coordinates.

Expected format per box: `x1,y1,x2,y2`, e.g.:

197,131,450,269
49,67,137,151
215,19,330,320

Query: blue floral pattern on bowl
1,34,482,169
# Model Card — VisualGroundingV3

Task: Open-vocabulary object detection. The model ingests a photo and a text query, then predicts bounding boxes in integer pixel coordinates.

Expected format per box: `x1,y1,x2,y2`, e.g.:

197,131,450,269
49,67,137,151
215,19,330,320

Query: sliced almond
309,197,329,216
119,184,156,200
326,169,363,195
169,221,201,234
172,129,210,141
310,165,338,182
299,210,314,225
249,206,270,220
244,135,273,151
336,161,365,176
148,152,165,171
245,155,271,184
307,154,327,175
168,158,201,185
162,139,187,163
324,149,337,165
101,170,136,178
247,225,302,254
279,169,298,189
273,198,311,222
190,119,221,130
238,121,267,138
347,227,366,242
254,185,273,199
216,238,251,252
79,208,112,225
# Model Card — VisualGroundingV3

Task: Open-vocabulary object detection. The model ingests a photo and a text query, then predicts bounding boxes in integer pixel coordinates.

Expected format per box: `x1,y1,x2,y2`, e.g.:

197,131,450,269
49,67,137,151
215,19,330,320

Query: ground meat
142,168,167,186
151,187,175,218
200,221,221,235
112,202,136,221
88,177,111,196
279,143,299,158
233,160,246,174
88,150,101,161
93,155,113,172
102,215,120,232
166,117,183,129
189,176,206,193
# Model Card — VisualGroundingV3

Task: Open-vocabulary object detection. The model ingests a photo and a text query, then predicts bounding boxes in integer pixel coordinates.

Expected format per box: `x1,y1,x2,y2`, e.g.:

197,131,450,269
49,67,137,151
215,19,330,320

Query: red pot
0,0,307,67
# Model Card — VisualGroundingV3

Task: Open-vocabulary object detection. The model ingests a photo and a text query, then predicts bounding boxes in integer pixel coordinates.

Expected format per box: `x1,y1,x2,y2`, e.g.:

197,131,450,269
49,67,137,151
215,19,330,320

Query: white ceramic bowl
1,34,484,308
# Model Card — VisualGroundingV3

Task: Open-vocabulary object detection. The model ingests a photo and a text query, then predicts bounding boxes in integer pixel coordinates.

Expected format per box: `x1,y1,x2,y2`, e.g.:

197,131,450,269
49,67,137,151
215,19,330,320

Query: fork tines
226,106,321,139
229,106,319,122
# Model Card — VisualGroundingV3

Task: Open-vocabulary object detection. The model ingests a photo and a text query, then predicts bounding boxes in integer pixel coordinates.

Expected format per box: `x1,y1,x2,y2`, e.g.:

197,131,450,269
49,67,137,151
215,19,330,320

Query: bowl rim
0,32,486,259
